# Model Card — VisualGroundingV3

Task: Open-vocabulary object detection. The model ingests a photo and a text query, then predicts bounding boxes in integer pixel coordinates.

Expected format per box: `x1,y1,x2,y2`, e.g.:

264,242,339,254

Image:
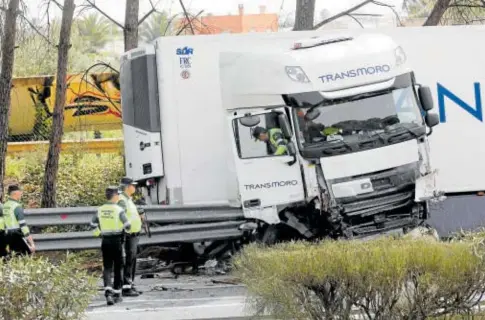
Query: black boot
113,293,123,304
132,284,143,295
106,295,114,306
122,288,139,297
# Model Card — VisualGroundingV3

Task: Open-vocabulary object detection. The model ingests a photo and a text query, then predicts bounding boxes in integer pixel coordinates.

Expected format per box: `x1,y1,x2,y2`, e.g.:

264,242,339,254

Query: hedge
234,238,485,320
5,149,124,208
0,254,97,320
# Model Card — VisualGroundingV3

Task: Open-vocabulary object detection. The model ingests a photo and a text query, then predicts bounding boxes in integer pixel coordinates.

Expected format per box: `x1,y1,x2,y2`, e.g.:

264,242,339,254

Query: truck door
230,108,305,224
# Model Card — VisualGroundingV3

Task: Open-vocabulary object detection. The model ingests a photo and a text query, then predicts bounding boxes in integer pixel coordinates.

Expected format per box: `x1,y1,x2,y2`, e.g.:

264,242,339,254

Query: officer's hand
140,213,145,222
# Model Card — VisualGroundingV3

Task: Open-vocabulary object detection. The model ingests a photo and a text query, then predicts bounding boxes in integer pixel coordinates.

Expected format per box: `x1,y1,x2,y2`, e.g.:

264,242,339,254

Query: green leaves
6,149,124,208
0,254,97,320
234,238,485,319
14,15,118,78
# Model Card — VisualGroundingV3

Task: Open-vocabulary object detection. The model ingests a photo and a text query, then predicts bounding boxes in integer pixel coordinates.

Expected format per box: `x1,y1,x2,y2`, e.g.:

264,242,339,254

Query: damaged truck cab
222,34,440,241
120,31,441,247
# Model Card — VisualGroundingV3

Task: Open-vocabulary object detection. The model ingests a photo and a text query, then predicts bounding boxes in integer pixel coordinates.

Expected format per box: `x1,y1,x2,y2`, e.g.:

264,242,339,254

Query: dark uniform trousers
123,232,139,287
102,234,124,296
0,231,7,258
6,231,30,256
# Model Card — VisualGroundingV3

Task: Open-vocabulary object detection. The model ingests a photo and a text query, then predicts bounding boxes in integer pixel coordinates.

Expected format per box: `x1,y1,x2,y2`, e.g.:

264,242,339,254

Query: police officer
252,126,289,156
0,202,6,258
2,185,35,255
118,177,144,297
90,186,131,306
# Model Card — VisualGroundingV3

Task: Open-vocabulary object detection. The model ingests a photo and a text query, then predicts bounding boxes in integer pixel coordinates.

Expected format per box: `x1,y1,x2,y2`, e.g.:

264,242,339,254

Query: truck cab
221,34,440,240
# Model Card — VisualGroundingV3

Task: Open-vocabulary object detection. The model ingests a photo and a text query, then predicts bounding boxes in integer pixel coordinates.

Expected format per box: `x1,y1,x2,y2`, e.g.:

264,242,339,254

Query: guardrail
25,204,244,227
23,204,246,252
7,138,124,156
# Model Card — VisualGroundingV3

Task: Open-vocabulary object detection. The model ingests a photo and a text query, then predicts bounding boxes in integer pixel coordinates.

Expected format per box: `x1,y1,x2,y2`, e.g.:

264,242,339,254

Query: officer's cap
105,186,121,200
8,184,22,194
251,126,267,140
120,177,138,187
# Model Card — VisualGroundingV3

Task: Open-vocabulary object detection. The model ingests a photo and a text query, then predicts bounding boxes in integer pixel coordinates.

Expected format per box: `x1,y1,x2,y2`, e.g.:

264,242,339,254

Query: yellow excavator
9,70,122,141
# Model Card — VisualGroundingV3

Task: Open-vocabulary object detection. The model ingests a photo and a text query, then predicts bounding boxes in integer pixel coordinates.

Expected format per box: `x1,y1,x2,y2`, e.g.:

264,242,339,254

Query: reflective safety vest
119,194,142,234
321,127,340,136
268,128,288,156
97,203,125,236
3,199,28,235
0,203,4,232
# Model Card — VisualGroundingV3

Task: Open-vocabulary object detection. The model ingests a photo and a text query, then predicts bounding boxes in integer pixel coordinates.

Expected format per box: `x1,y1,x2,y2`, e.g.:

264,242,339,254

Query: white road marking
89,295,248,306
87,302,246,314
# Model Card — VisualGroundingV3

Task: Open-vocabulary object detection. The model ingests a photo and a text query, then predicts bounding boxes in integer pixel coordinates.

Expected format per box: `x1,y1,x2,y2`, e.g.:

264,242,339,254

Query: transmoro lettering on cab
319,64,391,83
244,180,298,190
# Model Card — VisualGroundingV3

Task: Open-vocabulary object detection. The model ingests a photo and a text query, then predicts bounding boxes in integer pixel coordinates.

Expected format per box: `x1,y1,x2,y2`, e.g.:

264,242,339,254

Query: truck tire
260,225,280,245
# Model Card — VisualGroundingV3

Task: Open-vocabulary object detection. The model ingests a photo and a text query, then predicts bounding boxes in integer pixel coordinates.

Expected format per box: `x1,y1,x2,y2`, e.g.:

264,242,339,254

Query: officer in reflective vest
252,126,289,156
0,202,6,258
118,177,144,297
2,185,35,255
90,186,131,306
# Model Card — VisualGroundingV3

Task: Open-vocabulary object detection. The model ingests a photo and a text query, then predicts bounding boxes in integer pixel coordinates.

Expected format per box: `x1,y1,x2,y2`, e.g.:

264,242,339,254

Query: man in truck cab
252,126,288,156
295,108,340,143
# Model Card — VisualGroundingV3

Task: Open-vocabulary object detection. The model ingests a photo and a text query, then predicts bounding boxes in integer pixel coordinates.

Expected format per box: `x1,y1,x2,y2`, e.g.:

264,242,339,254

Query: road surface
85,273,258,320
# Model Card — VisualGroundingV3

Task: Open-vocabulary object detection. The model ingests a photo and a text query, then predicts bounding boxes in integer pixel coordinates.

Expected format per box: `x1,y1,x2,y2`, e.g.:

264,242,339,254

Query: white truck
120,27,445,245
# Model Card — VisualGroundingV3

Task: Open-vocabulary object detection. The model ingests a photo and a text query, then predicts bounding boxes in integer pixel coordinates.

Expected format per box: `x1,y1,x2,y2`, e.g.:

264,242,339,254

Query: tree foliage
76,12,120,54
0,254,97,320
13,18,118,77
6,150,124,208
139,11,171,43
405,0,485,25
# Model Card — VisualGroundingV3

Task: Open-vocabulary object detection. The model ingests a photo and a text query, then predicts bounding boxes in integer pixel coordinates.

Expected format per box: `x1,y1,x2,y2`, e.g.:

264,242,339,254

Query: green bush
5,149,124,208
0,254,97,320
234,238,485,320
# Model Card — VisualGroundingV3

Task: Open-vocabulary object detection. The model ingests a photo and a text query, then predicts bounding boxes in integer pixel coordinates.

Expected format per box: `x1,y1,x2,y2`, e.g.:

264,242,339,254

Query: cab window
232,111,289,159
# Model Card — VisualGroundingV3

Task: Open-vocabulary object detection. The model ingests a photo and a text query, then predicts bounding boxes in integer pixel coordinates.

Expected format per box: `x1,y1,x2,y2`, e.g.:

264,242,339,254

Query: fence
7,138,124,156
9,72,122,143
24,205,245,251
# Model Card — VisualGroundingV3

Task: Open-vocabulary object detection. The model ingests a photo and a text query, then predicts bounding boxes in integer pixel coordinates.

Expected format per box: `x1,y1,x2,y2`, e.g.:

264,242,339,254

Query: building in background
177,4,278,35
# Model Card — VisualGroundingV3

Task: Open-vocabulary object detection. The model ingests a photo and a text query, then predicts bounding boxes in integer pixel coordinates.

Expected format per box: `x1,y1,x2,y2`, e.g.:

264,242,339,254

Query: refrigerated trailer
119,26,455,245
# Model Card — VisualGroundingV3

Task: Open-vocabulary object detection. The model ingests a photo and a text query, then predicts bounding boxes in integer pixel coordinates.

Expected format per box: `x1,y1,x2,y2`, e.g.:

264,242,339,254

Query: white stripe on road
87,302,245,314
86,301,256,320
90,295,248,305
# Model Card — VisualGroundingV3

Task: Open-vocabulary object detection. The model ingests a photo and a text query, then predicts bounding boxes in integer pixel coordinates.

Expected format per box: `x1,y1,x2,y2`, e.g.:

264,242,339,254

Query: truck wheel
260,225,280,245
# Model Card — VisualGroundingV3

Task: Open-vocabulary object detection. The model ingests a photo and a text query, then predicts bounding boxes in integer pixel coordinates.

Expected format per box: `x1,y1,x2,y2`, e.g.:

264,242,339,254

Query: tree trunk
0,0,19,202
293,0,316,31
423,0,451,26
41,0,75,208
124,0,139,51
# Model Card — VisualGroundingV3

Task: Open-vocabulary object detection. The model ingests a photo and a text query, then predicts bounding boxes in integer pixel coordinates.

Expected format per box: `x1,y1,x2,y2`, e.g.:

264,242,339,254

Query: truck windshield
292,85,426,158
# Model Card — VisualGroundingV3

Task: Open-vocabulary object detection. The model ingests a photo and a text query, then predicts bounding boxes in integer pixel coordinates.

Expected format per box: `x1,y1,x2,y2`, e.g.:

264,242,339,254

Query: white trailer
120,26,452,244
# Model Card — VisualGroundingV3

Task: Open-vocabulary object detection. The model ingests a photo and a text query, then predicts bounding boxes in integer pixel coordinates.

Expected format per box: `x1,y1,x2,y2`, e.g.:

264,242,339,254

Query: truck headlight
395,46,406,66
285,66,310,83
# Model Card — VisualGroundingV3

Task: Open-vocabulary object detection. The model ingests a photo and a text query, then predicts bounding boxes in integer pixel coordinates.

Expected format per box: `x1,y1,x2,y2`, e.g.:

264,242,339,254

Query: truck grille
332,163,419,223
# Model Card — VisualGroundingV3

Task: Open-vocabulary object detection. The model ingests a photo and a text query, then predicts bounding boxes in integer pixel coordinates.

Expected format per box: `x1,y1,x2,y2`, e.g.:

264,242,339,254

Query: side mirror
418,86,434,111
425,113,439,128
287,141,296,156
278,113,293,139
239,115,260,127
304,108,321,121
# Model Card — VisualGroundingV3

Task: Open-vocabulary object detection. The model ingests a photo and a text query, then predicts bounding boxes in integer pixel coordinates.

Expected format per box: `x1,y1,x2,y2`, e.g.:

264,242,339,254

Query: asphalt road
85,273,256,320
